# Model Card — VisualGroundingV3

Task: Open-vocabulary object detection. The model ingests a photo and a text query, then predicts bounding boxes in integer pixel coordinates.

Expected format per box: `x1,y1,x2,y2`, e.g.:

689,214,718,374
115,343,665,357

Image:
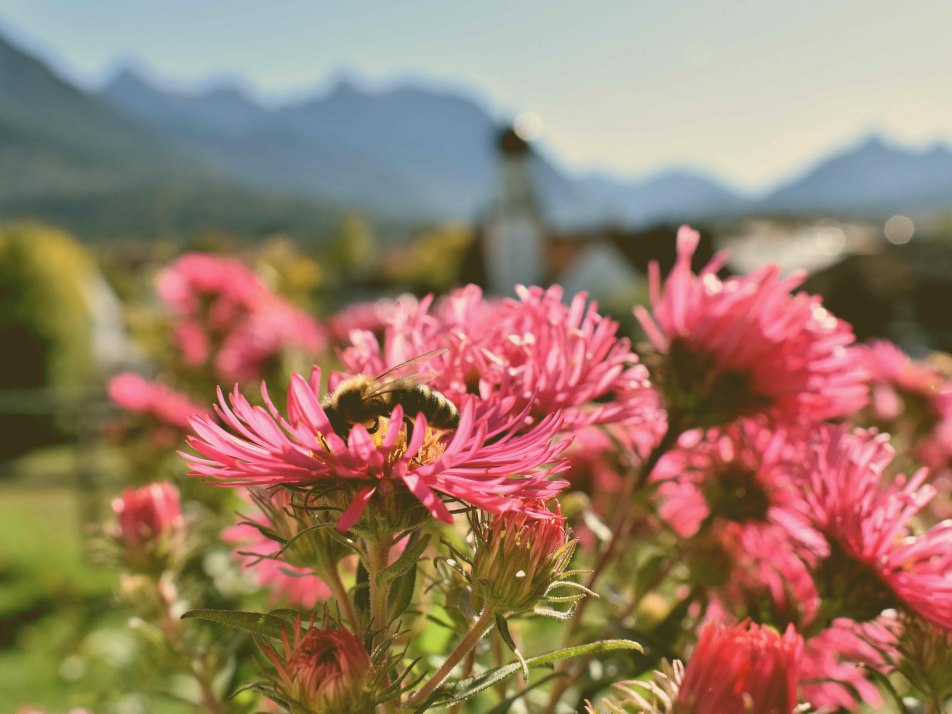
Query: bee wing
367,372,439,398
373,348,447,383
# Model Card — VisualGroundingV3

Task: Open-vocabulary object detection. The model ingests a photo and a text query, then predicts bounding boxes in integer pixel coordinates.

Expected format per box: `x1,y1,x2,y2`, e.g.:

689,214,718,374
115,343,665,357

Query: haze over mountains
2,25,952,240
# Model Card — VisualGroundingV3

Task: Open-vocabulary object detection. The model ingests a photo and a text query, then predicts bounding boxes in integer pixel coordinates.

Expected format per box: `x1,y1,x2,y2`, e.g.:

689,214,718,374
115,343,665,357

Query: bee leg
367,416,380,435
403,416,414,436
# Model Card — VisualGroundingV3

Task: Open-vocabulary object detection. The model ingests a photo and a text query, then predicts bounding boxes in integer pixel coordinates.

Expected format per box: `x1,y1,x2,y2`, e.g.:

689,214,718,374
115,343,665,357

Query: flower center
703,465,771,524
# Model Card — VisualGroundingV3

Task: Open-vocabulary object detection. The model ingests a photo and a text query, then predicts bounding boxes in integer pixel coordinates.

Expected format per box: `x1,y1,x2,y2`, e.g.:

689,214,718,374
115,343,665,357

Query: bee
321,349,460,438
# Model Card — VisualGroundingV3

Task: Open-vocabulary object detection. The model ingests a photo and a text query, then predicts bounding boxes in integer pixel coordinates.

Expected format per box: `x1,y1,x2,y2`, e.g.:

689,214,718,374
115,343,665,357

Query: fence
0,388,114,537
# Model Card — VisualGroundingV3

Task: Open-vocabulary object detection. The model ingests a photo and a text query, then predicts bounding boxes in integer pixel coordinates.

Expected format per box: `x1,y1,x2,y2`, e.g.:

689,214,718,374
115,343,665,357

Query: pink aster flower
701,523,821,630
185,367,568,531
803,426,952,631
653,420,823,551
676,620,803,714
635,225,867,430
108,372,209,430
340,283,651,431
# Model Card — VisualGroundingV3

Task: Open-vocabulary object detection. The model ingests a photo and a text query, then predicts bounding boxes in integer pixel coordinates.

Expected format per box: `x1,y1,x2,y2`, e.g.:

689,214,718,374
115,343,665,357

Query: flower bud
265,618,375,714
470,501,577,616
111,482,184,571
247,487,350,572
675,621,802,714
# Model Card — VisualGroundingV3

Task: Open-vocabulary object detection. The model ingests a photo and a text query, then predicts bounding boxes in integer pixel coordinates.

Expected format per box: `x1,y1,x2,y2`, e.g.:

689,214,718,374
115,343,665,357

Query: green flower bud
470,500,577,616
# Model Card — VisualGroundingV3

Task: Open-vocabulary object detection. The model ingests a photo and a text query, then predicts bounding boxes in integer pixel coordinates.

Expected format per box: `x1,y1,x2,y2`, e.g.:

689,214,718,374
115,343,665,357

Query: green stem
366,537,393,646
564,422,680,642
320,563,360,632
153,579,226,714
543,423,681,714
407,608,496,709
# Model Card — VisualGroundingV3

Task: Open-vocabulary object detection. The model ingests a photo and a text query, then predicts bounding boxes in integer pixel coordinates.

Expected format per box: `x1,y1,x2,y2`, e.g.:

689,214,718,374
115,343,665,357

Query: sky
2,0,951,191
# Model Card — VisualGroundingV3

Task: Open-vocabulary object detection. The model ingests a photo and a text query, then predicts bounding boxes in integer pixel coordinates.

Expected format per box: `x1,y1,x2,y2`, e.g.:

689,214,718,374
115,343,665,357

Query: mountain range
2,25,952,240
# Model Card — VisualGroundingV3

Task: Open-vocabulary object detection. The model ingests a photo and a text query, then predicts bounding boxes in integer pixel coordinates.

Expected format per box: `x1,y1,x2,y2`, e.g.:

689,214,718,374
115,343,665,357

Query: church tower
482,127,545,295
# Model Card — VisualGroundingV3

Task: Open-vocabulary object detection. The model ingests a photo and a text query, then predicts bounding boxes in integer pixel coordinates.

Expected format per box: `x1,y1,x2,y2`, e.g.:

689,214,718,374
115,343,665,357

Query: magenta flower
803,426,952,631
157,252,327,383
185,367,568,531
327,294,421,344
108,372,209,430
676,620,803,714
340,283,651,431
635,225,867,429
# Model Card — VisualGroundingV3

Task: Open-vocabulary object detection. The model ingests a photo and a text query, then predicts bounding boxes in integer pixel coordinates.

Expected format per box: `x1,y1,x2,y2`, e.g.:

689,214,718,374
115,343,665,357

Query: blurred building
464,125,716,303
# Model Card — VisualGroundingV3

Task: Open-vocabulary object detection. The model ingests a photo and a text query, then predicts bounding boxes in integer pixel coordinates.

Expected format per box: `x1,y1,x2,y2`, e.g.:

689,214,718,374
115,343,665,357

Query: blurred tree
327,213,377,283
255,235,324,305
0,223,95,456
383,224,473,294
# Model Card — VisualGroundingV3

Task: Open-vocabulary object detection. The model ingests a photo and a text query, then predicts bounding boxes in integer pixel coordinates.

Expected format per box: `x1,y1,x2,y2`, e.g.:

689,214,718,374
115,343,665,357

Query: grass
0,484,118,709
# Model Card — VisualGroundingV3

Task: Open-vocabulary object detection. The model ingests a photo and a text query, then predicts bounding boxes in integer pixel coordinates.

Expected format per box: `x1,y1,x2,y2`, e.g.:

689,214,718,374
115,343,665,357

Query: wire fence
0,388,114,533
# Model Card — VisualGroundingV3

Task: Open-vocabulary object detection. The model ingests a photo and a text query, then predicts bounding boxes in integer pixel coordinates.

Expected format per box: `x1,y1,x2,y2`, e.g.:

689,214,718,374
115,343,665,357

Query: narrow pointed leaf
414,639,642,711
182,609,289,640
379,532,431,583
495,615,528,680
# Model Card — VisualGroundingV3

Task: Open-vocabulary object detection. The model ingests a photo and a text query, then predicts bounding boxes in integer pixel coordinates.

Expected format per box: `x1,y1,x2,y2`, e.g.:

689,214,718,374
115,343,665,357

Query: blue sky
2,0,951,190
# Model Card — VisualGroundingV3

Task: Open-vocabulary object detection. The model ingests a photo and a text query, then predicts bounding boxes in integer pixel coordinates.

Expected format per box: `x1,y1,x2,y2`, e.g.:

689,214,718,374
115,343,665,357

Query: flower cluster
340,283,652,430
95,225,952,713
157,252,327,382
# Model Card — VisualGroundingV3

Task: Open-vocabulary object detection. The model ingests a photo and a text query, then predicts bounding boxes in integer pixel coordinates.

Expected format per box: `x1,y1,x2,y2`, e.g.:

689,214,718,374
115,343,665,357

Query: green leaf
859,665,911,714
388,559,419,623
182,609,290,640
414,639,643,711
495,615,528,680
484,672,562,714
379,532,431,583
355,560,371,624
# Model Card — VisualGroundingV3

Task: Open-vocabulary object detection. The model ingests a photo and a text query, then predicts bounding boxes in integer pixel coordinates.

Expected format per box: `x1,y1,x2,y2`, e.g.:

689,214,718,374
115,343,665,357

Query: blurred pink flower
327,294,420,344
185,367,568,530
653,420,823,550
156,252,265,317
111,482,184,569
157,252,326,383
804,426,952,631
635,225,867,429
108,372,209,430
799,618,892,712
223,521,331,609
340,283,651,431
676,620,803,714
862,340,952,470
216,300,328,382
